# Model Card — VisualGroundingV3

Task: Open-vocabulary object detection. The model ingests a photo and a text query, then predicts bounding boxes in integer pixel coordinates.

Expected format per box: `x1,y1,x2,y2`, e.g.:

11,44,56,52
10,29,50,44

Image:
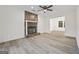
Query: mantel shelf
26,20,37,23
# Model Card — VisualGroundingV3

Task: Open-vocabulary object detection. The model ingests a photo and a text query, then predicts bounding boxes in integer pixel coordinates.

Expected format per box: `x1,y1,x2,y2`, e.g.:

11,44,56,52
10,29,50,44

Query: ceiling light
44,10,47,12
43,10,47,13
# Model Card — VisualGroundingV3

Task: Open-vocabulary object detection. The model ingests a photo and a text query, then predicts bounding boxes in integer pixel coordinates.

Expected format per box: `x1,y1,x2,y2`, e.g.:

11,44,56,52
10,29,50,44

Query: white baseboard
0,36,24,43
65,33,76,38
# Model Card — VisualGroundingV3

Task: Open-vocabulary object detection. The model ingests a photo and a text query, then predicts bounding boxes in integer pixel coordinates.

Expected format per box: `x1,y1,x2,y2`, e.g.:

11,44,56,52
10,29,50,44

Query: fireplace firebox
28,26,37,34
27,22,37,37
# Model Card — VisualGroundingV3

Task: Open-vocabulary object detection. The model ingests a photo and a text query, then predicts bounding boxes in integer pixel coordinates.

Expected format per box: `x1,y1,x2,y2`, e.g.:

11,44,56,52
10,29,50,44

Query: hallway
0,32,79,54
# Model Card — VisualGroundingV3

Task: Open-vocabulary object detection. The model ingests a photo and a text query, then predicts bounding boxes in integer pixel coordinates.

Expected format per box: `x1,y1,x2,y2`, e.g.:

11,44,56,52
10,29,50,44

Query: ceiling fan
32,5,53,13
39,5,53,13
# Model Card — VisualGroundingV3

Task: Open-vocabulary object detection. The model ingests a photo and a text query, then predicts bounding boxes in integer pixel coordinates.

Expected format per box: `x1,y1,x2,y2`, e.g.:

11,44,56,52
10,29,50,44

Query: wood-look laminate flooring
0,32,79,54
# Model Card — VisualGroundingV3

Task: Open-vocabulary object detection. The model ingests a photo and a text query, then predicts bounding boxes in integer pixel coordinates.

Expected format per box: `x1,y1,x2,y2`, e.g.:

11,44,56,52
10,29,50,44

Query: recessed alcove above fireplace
24,11,38,37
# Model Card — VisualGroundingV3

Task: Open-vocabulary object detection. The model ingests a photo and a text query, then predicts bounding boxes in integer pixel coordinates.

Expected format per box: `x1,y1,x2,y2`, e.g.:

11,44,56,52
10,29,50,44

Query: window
58,21,63,27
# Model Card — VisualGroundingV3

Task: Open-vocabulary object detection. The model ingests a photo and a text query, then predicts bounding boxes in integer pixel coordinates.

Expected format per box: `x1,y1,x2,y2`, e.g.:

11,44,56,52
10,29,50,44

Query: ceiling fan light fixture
44,10,47,12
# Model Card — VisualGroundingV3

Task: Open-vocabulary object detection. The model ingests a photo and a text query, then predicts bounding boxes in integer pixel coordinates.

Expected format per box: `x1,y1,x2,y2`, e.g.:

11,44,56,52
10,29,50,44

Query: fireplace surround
24,11,38,37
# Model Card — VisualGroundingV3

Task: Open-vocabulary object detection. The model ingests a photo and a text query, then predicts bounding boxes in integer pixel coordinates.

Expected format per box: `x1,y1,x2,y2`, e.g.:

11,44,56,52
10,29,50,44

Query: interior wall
50,16,65,32
76,6,79,48
65,11,76,37
0,6,24,43
37,14,50,33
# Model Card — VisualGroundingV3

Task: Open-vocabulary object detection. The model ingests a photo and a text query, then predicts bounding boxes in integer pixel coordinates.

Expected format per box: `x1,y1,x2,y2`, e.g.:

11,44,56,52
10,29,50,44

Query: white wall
37,15,50,33
50,16,65,32
0,6,24,43
76,6,79,48
65,11,76,37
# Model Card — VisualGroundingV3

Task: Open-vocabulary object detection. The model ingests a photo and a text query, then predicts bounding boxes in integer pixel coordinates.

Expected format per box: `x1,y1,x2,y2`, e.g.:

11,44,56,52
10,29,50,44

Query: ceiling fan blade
47,5,53,8
47,9,53,11
39,6,45,9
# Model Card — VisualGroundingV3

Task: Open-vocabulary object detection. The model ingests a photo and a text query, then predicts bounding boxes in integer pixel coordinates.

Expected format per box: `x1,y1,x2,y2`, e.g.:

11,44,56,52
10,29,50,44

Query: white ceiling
18,5,76,18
